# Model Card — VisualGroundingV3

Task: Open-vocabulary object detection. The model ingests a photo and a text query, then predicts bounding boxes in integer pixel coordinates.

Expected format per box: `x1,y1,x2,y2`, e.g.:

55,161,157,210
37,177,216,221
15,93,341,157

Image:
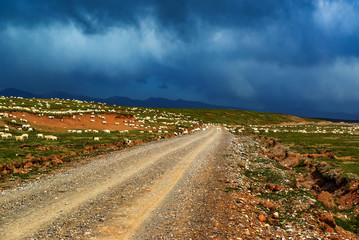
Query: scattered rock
272,212,279,219
258,214,266,222
259,200,276,210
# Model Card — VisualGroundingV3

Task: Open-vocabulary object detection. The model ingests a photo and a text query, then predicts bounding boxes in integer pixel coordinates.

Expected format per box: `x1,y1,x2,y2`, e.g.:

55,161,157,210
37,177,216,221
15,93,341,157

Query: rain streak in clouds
0,0,359,118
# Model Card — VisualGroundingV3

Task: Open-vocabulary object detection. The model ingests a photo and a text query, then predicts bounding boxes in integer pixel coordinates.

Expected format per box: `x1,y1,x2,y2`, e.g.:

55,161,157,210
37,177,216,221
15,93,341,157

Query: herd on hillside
0,96,358,143
0,96,208,142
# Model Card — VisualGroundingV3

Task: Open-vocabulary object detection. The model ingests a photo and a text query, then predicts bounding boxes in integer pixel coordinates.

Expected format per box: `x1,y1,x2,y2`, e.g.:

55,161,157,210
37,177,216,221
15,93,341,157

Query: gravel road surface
0,128,232,239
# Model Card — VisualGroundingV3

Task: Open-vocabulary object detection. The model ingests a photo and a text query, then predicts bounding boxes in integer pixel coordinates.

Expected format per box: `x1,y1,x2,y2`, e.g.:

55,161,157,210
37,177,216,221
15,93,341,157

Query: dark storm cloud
1,0,359,118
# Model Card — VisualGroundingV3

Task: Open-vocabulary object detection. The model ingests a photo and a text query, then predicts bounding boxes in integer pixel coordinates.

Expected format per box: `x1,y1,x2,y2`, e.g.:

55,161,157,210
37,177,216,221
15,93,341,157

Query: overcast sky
1,1,359,118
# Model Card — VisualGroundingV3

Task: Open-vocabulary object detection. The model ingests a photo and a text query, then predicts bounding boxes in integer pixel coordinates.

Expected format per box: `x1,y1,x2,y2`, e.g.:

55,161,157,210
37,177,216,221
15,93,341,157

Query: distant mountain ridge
0,88,235,110
1,88,358,121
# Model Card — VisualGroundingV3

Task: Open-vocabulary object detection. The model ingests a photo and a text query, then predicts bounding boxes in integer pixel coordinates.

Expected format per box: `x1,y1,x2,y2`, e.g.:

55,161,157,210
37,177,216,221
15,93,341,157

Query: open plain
0,96,358,239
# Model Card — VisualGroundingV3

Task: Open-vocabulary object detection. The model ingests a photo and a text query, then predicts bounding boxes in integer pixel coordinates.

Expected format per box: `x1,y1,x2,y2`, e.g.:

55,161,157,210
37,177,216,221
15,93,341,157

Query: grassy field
0,130,166,165
1,95,356,183
160,108,318,125
249,124,359,177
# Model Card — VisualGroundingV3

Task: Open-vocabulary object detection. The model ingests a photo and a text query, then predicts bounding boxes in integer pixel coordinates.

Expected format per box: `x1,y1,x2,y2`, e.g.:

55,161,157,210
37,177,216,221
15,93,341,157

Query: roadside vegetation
246,124,359,177
235,124,359,235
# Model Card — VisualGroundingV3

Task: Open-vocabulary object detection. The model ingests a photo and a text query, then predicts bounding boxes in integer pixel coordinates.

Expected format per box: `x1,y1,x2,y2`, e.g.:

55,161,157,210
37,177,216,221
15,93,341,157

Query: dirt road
0,128,232,239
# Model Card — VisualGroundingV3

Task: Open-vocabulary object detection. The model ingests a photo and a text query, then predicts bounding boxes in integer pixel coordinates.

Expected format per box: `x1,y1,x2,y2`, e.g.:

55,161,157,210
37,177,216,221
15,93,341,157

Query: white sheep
15,136,24,141
1,134,9,139
93,137,100,141
45,135,57,140
37,134,44,138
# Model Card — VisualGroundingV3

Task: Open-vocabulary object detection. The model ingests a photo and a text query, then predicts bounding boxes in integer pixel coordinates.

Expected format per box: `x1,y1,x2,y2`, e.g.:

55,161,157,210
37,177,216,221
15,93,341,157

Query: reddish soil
7,111,144,132
259,136,359,225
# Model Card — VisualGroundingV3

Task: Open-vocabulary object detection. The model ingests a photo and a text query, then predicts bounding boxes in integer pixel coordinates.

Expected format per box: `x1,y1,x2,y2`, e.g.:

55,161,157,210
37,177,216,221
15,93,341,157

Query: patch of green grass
261,128,359,176
258,189,311,202
244,167,294,186
334,215,359,234
224,185,242,192
0,129,172,166
162,108,309,125
253,157,287,170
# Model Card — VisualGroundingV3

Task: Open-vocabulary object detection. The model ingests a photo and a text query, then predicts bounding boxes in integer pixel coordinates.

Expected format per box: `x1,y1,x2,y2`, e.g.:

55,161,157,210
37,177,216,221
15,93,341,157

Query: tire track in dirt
0,129,218,240
94,130,220,239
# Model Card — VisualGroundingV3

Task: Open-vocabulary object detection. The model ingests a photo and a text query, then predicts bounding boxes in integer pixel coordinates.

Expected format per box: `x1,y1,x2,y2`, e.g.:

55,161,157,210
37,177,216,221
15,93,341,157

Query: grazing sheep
103,130,110,134
93,137,100,141
1,134,9,139
28,128,33,132
21,134,29,139
115,122,120,125
123,138,131,146
37,134,44,138
45,135,57,140
90,119,95,123
15,136,24,141
102,121,107,124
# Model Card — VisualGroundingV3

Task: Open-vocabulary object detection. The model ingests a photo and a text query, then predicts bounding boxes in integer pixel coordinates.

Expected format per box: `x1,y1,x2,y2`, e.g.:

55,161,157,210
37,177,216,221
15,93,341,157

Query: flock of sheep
247,124,359,135
0,96,207,144
0,112,58,141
